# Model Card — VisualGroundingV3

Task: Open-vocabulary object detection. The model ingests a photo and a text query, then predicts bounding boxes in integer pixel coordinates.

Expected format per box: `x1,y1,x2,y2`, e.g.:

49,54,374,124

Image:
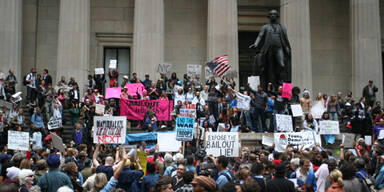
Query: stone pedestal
207,0,239,88
0,0,22,90
351,0,383,101
281,0,312,93
132,0,164,80
56,0,90,94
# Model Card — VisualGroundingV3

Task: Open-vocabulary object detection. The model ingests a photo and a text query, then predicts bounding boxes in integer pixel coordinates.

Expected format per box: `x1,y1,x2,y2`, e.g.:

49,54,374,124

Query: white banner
48,117,62,130
95,68,105,75
275,114,293,132
93,116,126,144
274,132,321,152
187,64,202,78
157,63,172,74
95,104,105,114
8,131,29,151
247,76,260,91
205,132,239,157
319,120,340,135
291,104,304,117
236,92,251,110
158,132,181,152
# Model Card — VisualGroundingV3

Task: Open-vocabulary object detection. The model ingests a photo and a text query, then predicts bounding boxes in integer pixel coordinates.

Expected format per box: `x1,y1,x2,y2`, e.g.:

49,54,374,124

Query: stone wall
310,0,351,96
163,0,207,80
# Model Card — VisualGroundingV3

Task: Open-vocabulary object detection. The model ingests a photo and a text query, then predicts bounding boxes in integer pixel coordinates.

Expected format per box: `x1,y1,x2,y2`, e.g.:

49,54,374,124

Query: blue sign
176,116,195,141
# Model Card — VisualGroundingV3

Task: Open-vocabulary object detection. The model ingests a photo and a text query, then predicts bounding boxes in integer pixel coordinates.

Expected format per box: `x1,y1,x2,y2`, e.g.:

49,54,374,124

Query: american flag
206,55,231,78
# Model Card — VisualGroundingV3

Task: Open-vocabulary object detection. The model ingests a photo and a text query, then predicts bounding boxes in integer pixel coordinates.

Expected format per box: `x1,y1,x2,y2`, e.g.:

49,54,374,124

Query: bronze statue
249,10,291,89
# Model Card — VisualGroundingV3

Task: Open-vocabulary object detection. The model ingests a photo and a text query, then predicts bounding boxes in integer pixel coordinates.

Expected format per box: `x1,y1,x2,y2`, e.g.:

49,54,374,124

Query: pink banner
282,83,292,99
120,99,174,121
125,83,145,97
105,87,122,99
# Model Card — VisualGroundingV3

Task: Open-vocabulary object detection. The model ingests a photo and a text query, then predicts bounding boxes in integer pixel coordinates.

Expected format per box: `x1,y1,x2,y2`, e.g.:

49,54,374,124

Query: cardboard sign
274,132,321,152
365,136,372,145
342,133,355,148
319,120,340,135
105,87,122,99
236,92,251,110
247,76,260,91
158,132,181,152
95,68,105,75
176,117,195,141
109,59,117,69
311,101,326,119
124,83,145,97
120,99,173,121
205,67,214,79
205,132,239,157
95,104,105,114
282,83,292,99
179,108,196,118
138,151,147,176
262,135,274,146
157,63,172,74
291,104,304,117
51,134,65,153
93,116,127,144
275,114,293,132
8,131,29,151
48,116,62,130
187,64,202,78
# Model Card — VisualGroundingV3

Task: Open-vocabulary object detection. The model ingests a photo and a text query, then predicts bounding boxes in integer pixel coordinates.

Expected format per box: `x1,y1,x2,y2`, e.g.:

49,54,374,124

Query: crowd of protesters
0,67,383,192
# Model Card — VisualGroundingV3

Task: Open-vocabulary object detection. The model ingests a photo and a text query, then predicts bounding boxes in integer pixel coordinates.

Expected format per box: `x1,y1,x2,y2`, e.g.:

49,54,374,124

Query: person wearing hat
191,175,217,192
18,169,34,191
121,75,129,87
265,163,295,192
37,154,73,192
1,166,20,185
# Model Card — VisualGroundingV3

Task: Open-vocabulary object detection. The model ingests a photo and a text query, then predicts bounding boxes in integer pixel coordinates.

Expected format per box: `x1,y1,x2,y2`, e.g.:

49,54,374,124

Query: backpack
218,171,234,184
23,74,29,86
357,171,377,192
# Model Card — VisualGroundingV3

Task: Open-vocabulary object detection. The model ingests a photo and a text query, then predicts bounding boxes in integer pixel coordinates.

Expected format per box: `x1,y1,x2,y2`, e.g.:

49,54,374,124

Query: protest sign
205,132,239,157
311,101,326,119
274,132,321,152
158,132,181,152
120,99,173,121
236,92,251,110
157,63,172,74
262,135,274,146
282,83,292,99
291,104,304,117
342,133,355,148
379,130,384,140
48,116,62,130
96,104,105,114
95,68,104,75
319,120,340,135
217,123,226,132
365,136,372,145
187,64,202,78
8,131,29,151
124,83,145,97
275,114,293,132
93,116,126,144
105,87,122,99
205,67,214,79
138,151,147,176
176,117,195,141
109,59,117,69
125,145,137,159
247,76,260,91
51,134,65,153
179,108,196,118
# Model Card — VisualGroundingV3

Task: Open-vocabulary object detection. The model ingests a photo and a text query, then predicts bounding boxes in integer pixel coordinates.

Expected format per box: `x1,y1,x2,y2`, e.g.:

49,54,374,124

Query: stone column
351,0,383,102
56,0,90,94
207,0,239,88
281,0,312,93
132,0,164,80
0,0,22,91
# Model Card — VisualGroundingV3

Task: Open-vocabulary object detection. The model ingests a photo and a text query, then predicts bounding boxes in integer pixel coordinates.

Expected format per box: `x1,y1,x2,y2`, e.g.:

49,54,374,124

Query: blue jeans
253,108,267,132
329,112,338,121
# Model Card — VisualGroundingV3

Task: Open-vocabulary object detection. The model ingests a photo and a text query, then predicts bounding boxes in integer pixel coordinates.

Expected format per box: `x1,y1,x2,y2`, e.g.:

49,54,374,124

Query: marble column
132,0,164,80
351,0,383,102
0,0,22,91
281,0,312,93
56,0,90,94
207,0,239,89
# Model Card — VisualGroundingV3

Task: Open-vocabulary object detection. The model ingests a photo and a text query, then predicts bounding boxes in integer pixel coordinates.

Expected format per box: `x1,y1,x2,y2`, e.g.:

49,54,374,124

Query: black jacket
265,177,295,192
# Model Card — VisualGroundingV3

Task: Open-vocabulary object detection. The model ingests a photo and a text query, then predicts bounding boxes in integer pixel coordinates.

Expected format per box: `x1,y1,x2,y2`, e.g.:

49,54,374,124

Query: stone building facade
0,0,383,101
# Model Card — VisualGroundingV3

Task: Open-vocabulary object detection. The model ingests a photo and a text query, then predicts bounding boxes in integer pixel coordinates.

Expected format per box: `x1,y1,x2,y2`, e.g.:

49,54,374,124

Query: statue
249,10,291,90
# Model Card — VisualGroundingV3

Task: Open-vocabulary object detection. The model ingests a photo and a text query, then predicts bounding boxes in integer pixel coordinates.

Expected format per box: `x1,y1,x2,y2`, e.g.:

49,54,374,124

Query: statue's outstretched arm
249,26,266,49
